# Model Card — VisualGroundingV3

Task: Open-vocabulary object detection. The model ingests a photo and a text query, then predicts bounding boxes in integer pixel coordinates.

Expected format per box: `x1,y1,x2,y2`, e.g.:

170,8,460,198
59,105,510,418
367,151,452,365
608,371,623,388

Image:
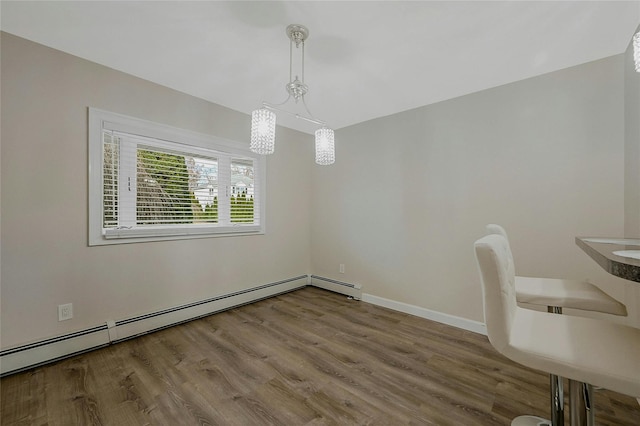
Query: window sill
90,225,264,246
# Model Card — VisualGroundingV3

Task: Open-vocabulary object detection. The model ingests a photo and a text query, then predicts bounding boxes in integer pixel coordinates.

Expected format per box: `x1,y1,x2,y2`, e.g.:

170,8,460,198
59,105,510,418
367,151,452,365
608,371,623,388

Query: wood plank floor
2,286,639,425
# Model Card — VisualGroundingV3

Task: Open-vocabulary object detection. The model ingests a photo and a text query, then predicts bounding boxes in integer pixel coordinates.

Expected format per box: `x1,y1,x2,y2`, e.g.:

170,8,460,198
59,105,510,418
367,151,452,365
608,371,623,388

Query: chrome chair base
569,380,594,426
550,373,564,425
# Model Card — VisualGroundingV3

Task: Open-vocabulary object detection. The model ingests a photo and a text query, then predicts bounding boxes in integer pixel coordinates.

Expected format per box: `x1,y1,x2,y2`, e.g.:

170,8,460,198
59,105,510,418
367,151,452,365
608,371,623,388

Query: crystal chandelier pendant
634,31,640,73
250,108,276,154
315,127,335,165
251,24,335,164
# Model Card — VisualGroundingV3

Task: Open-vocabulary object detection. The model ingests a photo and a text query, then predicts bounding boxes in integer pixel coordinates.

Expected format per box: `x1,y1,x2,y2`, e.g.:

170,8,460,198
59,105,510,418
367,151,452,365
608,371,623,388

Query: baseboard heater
309,275,362,300
0,275,308,377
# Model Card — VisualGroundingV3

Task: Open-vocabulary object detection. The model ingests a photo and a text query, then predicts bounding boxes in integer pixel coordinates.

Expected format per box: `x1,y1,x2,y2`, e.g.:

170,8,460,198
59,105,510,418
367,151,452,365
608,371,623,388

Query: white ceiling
2,1,639,134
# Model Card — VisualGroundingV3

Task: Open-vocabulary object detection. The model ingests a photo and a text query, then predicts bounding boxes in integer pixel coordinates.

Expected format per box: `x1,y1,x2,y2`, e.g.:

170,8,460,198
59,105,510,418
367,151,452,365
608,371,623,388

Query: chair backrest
485,224,508,240
485,223,515,269
474,234,518,352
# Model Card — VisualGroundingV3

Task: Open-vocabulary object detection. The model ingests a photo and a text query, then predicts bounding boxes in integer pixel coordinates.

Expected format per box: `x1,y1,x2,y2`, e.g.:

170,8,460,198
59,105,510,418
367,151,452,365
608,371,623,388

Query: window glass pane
103,132,119,228
230,159,254,223
190,156,219,224
136,147,218,225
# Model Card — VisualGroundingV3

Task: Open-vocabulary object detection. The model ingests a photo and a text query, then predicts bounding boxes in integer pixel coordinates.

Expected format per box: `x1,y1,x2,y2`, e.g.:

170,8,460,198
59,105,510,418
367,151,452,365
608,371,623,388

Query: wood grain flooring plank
303,381,404,425
81,346,154,426
42,356,106,426
244,377,324,425
308,319,497,415
0,369,46,425
204,315,332,399
492,378,550,421
593,389,640,426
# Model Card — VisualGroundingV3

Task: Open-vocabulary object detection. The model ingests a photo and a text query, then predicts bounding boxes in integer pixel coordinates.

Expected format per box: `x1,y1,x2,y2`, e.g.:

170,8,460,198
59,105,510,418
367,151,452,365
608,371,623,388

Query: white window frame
88,108,266,246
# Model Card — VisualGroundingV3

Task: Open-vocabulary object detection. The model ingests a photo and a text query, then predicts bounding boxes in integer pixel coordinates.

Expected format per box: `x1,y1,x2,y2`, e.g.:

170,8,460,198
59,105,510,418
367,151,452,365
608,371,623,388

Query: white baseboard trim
0,275,308,377
0,327,111,377
362,293,487,335
309,275,362,300
112,276,307,343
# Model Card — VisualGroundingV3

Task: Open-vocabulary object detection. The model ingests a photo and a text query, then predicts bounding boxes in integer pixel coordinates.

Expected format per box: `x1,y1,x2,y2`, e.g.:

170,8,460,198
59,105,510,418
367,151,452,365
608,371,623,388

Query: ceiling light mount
286,24,309,47
250,24,335,165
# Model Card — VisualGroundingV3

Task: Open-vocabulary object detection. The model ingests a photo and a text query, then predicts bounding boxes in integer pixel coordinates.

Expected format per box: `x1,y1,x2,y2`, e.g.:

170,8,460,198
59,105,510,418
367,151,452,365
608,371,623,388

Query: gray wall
0,33,312,349
311,54,635,326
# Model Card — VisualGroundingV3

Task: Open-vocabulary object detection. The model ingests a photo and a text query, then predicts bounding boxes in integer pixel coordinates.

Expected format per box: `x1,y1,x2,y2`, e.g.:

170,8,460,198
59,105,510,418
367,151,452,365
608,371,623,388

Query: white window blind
89,108,265,245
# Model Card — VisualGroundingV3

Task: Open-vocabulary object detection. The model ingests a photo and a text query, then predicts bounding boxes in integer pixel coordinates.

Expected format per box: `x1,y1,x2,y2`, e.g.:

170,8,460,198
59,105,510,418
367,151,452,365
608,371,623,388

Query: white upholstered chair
474,234,640,426
485,224,627,425
485,225,626,316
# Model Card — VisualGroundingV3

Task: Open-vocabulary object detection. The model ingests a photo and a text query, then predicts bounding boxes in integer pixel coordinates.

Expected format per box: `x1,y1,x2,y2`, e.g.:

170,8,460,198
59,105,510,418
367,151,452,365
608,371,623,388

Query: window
89,108,265,245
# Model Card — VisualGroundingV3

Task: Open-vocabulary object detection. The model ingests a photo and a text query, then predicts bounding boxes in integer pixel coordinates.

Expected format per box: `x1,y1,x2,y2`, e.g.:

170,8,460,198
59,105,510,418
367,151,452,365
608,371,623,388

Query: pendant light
250,24,335,165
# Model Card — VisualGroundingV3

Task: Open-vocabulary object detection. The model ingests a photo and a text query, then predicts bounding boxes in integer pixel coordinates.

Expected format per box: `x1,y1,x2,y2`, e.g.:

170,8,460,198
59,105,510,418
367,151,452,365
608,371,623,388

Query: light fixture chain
289,38,293,83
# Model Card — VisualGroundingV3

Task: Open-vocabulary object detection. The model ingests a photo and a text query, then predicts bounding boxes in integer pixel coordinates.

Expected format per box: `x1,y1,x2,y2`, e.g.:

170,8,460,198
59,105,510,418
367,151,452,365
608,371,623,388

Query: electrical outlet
339,264,345,274
58,303,73,321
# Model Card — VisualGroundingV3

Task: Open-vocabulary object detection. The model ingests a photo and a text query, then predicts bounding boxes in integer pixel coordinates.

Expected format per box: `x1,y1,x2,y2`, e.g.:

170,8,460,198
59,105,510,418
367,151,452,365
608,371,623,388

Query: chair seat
515,276,627,316
501,308,640,398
